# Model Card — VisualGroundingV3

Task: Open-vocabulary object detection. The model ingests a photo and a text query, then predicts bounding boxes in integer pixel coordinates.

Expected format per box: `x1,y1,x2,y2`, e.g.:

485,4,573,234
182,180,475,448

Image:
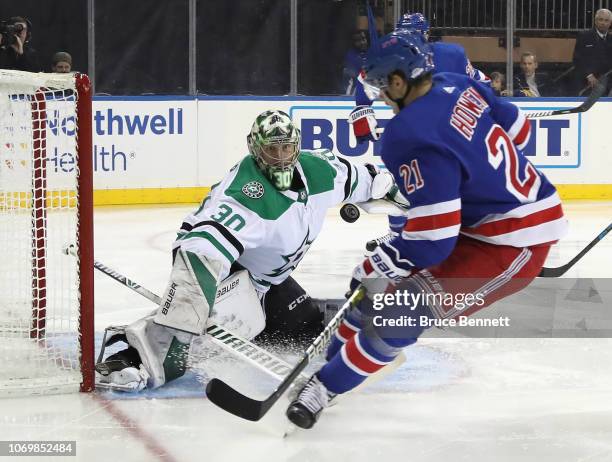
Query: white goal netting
0,70,93,396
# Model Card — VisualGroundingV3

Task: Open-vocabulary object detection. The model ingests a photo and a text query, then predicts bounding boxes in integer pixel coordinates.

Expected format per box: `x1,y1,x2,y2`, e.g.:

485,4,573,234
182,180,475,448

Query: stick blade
205,378,267,421
538,266,566,278
580,74,608,112
539,222,612,278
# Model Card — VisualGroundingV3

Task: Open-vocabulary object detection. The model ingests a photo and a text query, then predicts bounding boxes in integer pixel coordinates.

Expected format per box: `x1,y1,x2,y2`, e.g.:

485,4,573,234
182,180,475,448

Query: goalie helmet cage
0,70,94,396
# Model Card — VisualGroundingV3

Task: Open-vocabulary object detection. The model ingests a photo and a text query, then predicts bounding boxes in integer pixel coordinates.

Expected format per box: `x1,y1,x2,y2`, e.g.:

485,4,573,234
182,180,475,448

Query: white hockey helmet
247,110,301,191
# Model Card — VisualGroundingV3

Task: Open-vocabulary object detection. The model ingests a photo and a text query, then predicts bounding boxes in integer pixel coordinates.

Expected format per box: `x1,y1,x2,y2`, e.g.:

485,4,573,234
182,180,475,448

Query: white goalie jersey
175,149,376,292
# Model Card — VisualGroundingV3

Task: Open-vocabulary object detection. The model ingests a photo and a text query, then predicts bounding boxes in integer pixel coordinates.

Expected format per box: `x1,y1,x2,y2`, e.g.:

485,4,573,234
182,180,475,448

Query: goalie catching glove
349,106,381,143
365,163,395,200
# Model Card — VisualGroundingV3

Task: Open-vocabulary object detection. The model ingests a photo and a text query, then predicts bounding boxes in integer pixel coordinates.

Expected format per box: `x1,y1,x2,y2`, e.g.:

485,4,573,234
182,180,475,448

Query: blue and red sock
319,331,398,394
326,312,362,360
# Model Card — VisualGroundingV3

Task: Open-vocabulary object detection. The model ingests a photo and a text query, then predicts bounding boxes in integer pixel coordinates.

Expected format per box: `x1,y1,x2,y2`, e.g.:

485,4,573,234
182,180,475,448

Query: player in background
350,12,490,249
286,31,568,429
95,110,399,392
351,12,489,145
398,13,489,81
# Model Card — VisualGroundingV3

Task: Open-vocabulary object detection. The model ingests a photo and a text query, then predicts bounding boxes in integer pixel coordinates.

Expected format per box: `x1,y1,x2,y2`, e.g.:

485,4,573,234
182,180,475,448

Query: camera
0,21,24,47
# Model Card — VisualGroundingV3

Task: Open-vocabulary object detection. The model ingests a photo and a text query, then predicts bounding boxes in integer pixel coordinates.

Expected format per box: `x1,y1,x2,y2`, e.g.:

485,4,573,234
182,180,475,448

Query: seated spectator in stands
341,30,368,95
572,8,612,95
51,51,72,73
512,52,553,97
490,71,506,96
0,16,41,72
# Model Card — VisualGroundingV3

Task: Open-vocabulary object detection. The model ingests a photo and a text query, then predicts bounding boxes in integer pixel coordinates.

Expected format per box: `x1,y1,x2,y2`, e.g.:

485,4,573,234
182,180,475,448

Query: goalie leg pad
209,270,266,340
125,314,193,389
154,249,223,334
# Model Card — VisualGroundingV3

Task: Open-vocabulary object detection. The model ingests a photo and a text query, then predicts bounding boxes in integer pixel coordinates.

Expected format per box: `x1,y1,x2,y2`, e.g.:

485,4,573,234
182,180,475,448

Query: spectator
490,71,505,96
341,30,368,95
51,51,72,73
571,8,612,95
512,52,553,97
0,16,41,72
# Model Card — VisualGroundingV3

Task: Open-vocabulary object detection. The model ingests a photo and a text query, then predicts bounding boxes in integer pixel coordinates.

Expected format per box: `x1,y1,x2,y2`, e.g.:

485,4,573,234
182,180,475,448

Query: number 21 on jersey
399,159,425,195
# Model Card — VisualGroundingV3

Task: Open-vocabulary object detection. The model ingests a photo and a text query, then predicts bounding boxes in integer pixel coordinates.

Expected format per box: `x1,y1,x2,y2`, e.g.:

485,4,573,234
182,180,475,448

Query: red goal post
0,70,94,395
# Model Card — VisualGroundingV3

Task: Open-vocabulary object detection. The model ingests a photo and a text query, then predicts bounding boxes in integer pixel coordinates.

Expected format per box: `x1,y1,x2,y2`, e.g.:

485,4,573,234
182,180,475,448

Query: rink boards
74,96,612,204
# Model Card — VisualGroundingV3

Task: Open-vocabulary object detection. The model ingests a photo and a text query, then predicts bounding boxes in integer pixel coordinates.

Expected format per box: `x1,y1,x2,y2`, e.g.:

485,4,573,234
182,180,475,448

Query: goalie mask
247,110,301,191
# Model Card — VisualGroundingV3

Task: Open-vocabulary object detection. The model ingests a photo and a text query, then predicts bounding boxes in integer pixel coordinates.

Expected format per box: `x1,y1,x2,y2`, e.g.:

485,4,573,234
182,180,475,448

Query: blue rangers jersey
356,41,489,105
373,72,568,273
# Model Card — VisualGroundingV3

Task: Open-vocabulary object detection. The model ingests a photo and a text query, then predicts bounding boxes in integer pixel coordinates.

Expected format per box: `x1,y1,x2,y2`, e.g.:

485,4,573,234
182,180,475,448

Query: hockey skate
95,326,149,392
95,357,149,392
286,374,336,429
365,231,398,251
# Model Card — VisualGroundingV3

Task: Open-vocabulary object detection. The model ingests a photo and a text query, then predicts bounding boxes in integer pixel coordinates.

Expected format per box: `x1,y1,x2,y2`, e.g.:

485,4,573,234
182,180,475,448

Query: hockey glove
350,251,411,298
385,183,410,210
369,167,396,200
349,106,381,143
365,164,410,212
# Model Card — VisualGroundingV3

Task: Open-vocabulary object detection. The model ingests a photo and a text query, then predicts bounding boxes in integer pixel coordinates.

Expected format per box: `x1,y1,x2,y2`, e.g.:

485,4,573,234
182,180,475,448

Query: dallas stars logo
266,229,313,277
242,181,264,199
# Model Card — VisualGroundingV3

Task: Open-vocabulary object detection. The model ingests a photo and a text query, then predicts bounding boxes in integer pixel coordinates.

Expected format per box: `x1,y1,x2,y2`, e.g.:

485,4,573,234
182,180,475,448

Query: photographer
0,16,41,72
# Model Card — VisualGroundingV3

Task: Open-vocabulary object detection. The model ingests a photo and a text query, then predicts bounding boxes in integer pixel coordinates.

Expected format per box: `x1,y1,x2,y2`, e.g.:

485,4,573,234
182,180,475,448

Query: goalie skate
95,325,149,392
95,361,149,392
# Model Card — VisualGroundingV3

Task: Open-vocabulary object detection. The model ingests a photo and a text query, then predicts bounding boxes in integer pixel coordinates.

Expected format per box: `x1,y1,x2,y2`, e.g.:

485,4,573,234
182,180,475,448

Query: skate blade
95,381,143,393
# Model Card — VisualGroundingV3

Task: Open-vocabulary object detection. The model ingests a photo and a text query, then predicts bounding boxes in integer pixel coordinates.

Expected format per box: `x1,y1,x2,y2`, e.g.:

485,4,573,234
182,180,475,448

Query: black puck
340,203,360,223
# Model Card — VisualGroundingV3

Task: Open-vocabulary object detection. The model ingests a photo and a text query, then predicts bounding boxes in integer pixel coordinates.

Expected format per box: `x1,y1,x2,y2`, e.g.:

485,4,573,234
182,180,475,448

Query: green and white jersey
175,149,375,292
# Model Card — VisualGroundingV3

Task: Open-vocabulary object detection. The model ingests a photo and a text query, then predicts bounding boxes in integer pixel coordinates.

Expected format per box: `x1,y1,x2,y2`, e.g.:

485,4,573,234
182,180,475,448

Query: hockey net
0,70,94,396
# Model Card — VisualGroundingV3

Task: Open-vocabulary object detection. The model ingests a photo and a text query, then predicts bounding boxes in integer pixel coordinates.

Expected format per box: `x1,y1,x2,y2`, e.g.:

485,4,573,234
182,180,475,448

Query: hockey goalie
95,110,403,391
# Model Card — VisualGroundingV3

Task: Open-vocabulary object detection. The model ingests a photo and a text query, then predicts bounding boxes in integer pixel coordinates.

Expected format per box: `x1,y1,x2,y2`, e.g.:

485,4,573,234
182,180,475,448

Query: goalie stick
205,286,366,422
527,74,608,118
538,222,612,277
63,245,301,381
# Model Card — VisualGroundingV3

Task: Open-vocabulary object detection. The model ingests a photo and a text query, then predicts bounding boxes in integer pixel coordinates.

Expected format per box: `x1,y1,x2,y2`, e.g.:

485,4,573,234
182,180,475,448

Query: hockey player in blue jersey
350,12,490,248
351,12,489,144
397,13,489,83
286,30,568,429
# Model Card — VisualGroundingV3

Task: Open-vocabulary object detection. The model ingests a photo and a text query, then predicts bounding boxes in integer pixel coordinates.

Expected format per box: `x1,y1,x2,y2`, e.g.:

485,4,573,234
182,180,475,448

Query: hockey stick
528,74,608,118
205,286,366,421
63,245,300,380
538,222,612,277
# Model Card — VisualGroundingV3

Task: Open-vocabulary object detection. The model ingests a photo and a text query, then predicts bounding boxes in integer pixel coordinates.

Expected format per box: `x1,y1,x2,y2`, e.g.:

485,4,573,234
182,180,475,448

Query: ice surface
1,202,611,462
